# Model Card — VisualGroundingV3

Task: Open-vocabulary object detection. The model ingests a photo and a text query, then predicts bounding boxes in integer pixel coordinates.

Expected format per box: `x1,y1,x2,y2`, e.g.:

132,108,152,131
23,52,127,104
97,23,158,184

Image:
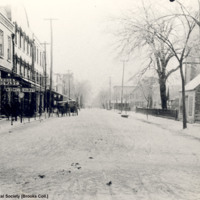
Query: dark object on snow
132,188,138,193
38,175,45,179
106,181,112,186
68,170,71,173
89,157,93,159
77,167,81,170
121,114,129,118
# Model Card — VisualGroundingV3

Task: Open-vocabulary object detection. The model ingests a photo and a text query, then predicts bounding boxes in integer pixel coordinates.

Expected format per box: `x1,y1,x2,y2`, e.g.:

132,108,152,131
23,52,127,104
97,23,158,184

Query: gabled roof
185,73,200,91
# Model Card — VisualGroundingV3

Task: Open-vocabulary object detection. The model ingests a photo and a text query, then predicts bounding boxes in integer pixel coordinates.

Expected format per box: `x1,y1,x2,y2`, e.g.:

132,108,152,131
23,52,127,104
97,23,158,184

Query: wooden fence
135,107,178,120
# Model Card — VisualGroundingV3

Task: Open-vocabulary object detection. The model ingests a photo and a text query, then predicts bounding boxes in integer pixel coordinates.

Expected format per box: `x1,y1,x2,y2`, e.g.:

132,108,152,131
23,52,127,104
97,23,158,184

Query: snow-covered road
0,109,200,200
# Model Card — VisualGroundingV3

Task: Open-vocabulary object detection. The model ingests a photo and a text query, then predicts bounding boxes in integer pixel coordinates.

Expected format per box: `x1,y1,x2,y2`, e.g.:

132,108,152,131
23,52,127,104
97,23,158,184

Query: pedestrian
4,103,11,120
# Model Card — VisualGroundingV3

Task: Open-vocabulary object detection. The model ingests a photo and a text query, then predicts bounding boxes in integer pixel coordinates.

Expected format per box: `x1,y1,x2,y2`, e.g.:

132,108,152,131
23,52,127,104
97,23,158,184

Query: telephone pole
41,42,50,117
68,70,71,99
109,76,112,109
44,18,57,117
120,60,128,113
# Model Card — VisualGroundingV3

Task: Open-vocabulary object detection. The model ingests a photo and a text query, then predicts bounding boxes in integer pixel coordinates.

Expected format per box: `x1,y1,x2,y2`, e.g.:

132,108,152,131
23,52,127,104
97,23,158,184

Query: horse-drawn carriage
57,100,79,116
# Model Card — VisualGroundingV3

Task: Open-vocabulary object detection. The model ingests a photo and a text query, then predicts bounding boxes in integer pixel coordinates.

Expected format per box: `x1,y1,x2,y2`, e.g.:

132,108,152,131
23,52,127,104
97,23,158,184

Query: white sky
1,0,199,97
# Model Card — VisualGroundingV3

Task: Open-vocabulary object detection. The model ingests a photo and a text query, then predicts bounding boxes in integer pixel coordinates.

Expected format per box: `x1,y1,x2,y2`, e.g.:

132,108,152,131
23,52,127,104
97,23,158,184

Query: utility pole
68,70,71,99
109,76,111,109
120,60,128,113
44,18,57,117
11,33,15,125
41,42,50,118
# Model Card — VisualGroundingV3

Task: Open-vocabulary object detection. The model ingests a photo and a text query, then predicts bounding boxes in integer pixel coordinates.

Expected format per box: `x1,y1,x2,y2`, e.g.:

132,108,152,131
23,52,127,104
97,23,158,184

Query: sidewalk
120,110,200,141
0,113,50,134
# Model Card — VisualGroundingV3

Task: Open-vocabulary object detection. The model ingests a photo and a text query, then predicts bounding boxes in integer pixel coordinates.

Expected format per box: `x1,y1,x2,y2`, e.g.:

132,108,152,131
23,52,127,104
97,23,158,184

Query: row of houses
0,5,71,118
112,62,200,123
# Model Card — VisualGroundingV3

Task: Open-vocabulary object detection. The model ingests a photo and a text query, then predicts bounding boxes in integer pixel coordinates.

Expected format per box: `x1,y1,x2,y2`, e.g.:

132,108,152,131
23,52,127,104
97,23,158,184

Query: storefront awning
47,89,70,99
0,65,12,74
20,77,45,91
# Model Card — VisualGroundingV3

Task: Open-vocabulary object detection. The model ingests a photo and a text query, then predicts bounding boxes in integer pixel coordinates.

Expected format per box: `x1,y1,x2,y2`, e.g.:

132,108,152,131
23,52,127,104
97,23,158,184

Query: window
0,30,4,57
17,62,20,75
24,64,26,76
20,33,22,48
20,65,23,75
23,37,25,51
15,32,17,45
37,72,39,83
27,42,29,54
30,45,32,56
40,52,42,66
34,47,36,62
7,36,11,60
37,49,38,64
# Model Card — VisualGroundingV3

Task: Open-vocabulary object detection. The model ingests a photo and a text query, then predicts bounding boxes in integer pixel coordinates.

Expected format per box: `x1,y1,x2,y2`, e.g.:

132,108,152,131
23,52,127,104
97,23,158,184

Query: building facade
0,7,14,117
0,5,45,118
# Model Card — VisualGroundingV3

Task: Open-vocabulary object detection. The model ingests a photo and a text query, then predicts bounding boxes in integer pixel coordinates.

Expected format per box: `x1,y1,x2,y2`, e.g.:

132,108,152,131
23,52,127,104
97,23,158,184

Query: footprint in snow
106,181,112,186
38,175,45,179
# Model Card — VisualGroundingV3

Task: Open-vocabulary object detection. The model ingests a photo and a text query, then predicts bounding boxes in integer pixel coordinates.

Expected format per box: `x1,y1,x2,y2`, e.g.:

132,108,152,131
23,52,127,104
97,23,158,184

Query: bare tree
93,89,109,109
151,4,197,129
74,80,91,108
114,2,198,128
115,6,179,110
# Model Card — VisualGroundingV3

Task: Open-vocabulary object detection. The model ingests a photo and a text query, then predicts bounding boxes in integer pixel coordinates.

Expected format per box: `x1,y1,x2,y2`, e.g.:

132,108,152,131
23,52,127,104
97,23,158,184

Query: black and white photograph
0,0,200,199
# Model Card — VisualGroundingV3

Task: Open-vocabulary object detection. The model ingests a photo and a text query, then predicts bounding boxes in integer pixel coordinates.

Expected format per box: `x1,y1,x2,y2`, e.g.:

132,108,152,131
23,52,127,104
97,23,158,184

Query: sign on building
22,88,35,92
5,87,35,92
35,88,45,92
0,78,19,86
5,88,20,92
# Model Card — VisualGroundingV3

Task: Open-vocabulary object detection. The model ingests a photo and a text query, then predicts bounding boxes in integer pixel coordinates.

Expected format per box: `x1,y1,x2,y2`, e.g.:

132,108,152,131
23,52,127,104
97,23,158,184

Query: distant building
179,34,200,123
129,76,159,109
53,73,63,94
62,72,74,99
0,5,69,117
179,74,200,123
112,85,135,110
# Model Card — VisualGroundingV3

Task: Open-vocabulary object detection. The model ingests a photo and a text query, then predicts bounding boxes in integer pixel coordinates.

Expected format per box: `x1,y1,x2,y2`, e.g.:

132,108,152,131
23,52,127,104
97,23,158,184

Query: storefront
0,68,45,118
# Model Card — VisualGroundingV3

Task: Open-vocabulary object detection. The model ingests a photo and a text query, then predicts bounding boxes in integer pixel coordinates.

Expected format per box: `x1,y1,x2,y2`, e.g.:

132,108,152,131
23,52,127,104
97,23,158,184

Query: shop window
0,30,4,57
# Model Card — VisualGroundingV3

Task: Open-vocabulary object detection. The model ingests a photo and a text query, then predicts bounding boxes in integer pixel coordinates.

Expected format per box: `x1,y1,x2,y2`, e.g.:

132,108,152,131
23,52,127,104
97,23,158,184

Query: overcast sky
1,0,199,97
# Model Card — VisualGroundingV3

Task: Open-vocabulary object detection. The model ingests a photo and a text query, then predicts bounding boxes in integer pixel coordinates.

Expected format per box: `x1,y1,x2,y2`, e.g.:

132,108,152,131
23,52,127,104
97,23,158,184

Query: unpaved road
0,109,200,200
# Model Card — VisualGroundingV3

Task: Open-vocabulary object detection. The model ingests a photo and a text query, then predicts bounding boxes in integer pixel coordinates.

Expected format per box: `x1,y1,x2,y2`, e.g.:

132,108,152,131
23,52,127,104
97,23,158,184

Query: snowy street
0,109,200,200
